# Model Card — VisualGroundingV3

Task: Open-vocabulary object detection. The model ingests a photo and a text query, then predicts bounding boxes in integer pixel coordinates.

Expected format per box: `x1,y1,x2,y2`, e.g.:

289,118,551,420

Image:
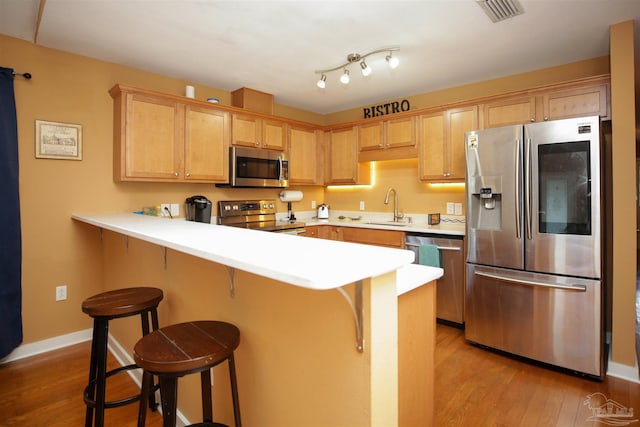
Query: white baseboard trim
607,353,640,384
108,334,190,427
0,328,93,364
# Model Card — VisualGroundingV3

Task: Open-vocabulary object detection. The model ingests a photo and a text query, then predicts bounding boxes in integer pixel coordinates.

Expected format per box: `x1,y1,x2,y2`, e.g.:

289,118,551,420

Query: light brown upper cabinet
481,96,537,128
419,106,478,182
326,126,370,185
358,116,417,162
480,77,610,129
110,85,230,183
288,124,323,185
542,83,609,121
231,113,287,151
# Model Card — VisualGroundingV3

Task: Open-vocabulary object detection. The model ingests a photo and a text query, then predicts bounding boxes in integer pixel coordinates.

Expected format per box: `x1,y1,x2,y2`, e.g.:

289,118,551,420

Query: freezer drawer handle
404,242,461,251
475,271,587,292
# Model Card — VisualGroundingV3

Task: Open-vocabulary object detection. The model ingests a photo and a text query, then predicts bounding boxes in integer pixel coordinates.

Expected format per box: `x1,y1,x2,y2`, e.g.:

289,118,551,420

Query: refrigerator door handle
475,271,587,292
515,138,521,239
524,136,532,240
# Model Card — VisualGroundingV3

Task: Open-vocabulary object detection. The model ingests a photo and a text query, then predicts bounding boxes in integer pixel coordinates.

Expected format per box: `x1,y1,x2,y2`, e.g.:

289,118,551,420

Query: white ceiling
1,0,639,114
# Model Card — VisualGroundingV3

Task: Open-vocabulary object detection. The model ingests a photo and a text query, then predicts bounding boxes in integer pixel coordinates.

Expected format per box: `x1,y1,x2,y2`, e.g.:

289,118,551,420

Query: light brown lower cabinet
328,226,405,248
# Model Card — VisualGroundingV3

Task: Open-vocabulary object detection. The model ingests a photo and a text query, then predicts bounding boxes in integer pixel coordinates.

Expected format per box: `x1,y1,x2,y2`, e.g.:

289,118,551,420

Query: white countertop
72,213,442,293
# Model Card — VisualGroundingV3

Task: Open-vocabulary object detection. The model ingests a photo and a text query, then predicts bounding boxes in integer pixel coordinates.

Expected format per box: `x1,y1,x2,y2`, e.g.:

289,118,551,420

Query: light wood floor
1,326,639,426
434,325,640,427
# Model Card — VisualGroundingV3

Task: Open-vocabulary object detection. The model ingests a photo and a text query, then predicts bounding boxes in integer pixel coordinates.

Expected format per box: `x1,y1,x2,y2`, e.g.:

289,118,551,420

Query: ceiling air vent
477,0,523,23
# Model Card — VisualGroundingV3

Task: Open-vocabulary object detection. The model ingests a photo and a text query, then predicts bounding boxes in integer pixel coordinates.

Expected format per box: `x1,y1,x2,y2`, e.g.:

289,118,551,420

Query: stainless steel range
217,199,306,234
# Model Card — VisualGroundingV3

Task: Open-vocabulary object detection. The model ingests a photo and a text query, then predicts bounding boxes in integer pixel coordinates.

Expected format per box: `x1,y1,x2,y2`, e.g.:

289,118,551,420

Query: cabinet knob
378,143,384,147
174,172,179,177
255,141,260,147
186,172,190,177
530,118,535,122
543,116,549,121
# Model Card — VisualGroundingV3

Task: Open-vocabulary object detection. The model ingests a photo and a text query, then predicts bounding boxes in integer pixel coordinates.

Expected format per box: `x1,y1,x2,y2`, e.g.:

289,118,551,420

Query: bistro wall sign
363,99,410,119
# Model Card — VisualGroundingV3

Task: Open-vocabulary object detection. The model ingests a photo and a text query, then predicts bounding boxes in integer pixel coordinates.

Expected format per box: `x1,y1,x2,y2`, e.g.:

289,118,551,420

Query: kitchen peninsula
72,212,442,427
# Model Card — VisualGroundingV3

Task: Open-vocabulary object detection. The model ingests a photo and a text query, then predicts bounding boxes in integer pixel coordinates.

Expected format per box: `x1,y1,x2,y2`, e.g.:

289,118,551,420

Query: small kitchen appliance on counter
185,195,212,223
217,199,306,234
317,204,329,219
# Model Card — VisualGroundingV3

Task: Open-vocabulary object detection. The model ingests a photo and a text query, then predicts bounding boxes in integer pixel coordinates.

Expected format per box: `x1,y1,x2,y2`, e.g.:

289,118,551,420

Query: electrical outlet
446,202,454,215
170,203,180,217
56,285,67,301
359,201,365,211
454,203,462,215
160,203,170,217
311,200,316,209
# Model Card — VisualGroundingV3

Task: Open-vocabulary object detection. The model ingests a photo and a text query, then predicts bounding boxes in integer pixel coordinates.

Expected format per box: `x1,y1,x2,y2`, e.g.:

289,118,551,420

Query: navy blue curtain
0,67,22,358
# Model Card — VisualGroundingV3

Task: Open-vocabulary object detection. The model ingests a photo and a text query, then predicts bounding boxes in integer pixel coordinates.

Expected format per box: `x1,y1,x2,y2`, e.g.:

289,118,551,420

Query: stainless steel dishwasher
405,233,465,326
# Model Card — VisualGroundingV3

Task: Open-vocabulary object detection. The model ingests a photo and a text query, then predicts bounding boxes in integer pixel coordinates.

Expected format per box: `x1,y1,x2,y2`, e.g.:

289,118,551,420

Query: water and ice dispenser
468,175,502,230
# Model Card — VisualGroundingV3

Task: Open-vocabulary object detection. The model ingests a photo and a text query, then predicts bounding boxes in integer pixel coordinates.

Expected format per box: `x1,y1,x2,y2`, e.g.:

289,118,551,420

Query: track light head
386,52,399,69
340,69,350,84
317,74,327,89
360,60,372,77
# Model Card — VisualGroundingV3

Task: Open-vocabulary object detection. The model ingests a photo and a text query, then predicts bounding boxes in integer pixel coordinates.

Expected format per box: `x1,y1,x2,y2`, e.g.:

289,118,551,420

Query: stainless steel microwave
226,146,289,188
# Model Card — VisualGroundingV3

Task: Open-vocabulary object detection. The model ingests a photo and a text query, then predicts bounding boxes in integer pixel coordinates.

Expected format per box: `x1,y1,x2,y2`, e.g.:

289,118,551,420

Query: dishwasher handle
404,242,461,252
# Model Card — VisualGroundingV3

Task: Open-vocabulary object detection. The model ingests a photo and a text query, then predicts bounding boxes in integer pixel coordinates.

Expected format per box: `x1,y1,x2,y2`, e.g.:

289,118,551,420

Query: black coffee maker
185,195,212,223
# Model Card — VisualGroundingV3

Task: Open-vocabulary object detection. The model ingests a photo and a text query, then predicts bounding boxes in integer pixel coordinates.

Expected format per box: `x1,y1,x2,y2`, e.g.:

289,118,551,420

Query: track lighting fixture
314,47,399,89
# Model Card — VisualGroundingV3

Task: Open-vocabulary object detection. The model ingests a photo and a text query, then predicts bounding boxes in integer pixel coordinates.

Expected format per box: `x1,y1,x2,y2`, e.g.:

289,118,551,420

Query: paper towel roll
279,190,303,202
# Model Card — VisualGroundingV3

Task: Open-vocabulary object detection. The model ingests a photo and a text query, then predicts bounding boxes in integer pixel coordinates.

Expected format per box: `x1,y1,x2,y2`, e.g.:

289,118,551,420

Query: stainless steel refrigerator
465,115,604,378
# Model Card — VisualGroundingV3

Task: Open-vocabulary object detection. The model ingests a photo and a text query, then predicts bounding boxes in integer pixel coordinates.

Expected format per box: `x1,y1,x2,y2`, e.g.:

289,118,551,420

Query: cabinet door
358,121,384,151
184,106,230,182
125,93,182,180
446,106,477,181
386,116,416,149
289,125,320,185
262,118,287,150
327,127,359,184
231,113,261,148
481,96,536,128
418,112,446,180
542,84,609,121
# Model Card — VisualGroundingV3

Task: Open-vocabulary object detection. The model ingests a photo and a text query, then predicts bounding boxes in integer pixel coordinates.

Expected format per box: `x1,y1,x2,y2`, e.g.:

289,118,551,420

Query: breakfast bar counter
72,212,441,427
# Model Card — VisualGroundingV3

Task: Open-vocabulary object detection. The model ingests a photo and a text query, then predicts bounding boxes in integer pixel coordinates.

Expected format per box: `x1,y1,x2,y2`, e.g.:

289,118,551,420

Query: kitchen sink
367,221,410,227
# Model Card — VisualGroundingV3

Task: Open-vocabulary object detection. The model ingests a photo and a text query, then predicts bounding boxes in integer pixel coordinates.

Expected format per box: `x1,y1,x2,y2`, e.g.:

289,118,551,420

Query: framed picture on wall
35,120,83,160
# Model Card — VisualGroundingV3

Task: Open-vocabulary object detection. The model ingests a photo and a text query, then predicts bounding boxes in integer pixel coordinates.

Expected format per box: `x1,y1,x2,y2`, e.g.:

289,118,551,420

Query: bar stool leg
84,320,100,427
137,371,152,427
140,309,159,411
228,353,242,427
201,369,213,422
92,318,109,427
159,376,178,427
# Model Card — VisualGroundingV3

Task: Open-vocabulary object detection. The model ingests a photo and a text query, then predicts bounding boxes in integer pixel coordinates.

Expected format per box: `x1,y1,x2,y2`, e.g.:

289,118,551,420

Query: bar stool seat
82,286,163,427
134,320,241,427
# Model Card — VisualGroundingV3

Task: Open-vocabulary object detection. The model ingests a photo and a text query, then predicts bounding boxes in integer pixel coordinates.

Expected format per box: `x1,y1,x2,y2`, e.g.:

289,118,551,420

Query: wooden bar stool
134,320,241,427
82,287,164,427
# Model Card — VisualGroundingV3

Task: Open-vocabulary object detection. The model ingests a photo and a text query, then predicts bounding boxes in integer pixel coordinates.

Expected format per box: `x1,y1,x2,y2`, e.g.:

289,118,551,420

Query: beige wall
2,27,637,374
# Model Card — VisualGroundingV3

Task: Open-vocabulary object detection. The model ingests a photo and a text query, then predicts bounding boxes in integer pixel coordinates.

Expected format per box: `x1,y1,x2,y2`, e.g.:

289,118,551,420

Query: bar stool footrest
84,363,159,409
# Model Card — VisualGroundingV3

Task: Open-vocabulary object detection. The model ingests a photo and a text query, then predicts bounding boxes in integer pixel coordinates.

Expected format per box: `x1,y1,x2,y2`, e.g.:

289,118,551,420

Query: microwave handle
277,154,284,183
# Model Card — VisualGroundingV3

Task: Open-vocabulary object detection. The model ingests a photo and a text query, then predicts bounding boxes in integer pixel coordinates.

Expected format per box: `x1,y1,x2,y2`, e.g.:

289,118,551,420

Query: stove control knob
232,205,239,210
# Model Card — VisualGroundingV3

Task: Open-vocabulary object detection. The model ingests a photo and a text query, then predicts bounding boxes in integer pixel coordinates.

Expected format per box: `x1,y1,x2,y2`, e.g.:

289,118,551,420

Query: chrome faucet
384,187,403,222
